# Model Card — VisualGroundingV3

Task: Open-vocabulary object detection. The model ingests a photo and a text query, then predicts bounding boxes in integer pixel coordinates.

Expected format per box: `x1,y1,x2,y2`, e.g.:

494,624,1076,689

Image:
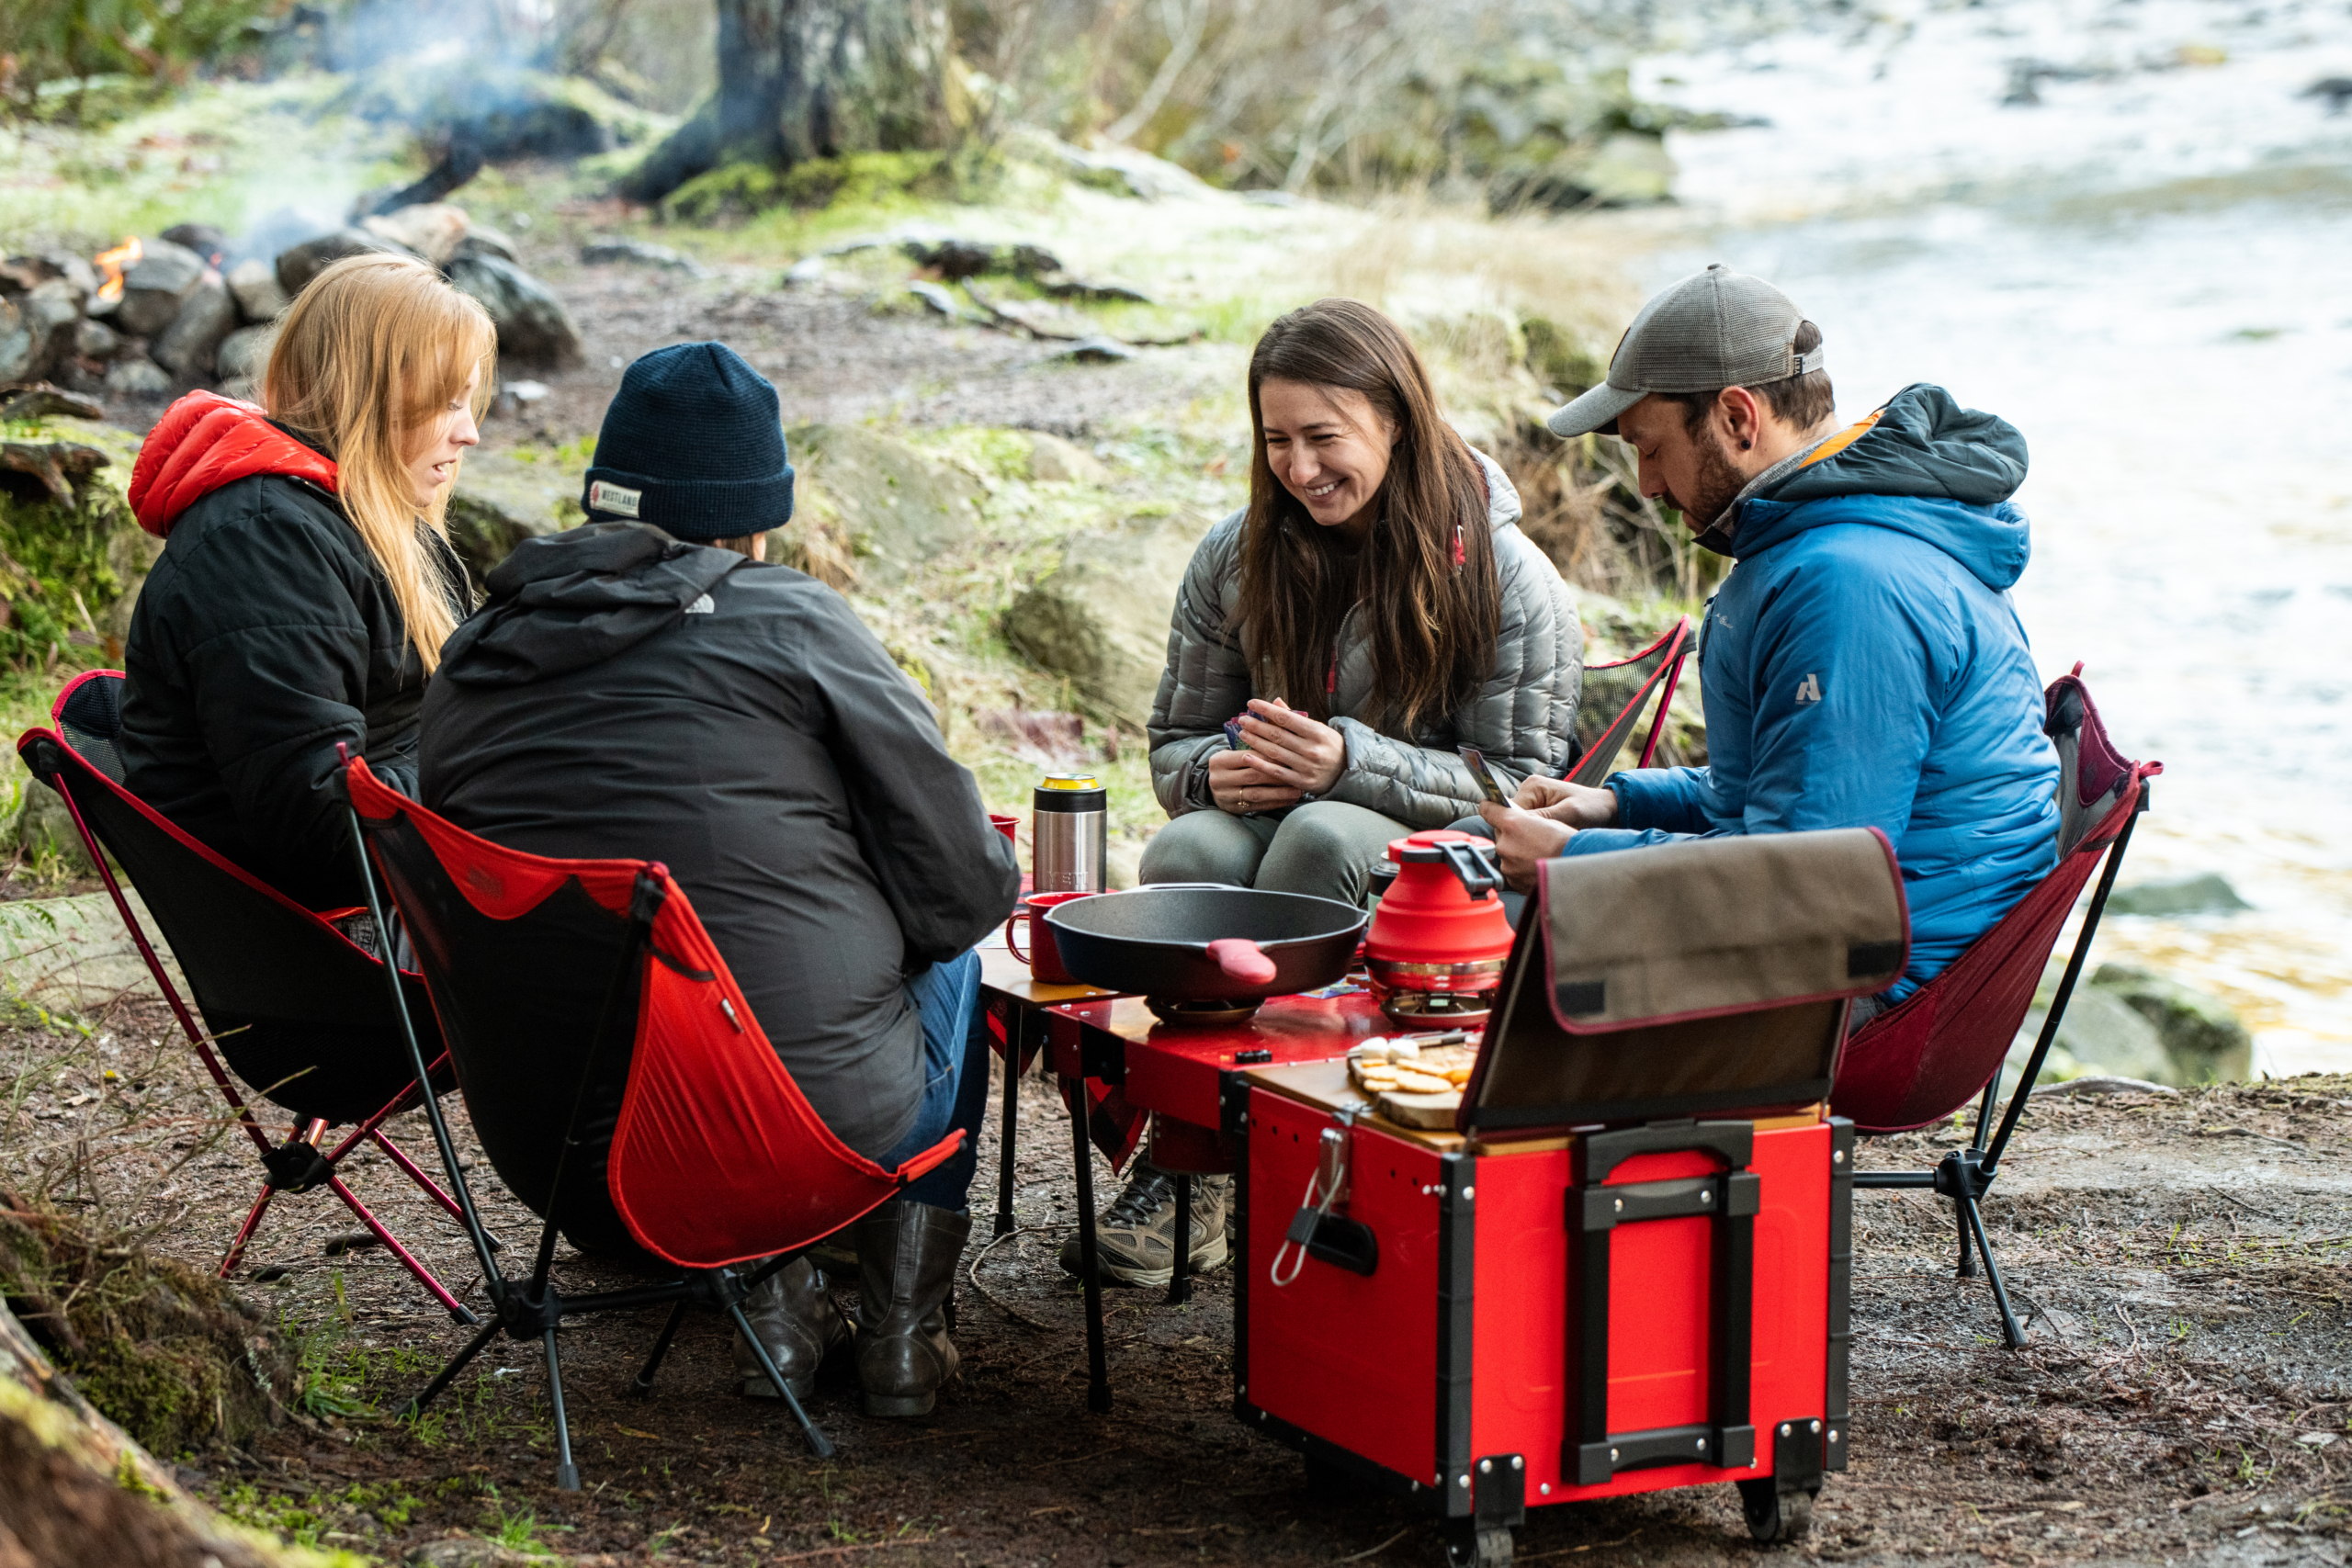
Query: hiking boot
731,1256,849,1400
853,1201,970,1418
1056,1164,1229,1288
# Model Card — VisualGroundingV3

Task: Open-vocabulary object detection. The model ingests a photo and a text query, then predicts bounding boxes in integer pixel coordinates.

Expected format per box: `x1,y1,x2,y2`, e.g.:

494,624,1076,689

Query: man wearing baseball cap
418,343,1019,1418
1479,265,2060,1010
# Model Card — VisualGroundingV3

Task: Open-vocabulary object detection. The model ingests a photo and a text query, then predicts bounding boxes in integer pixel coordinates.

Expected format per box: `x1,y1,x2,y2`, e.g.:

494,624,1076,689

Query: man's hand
1512,775,1620,828
1236,699,1346,795
1208,748,1304,816
1476,801,1575,893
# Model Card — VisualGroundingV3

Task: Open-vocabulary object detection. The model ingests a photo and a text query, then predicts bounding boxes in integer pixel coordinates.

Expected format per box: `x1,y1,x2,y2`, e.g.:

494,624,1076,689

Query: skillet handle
1206,938,1279,986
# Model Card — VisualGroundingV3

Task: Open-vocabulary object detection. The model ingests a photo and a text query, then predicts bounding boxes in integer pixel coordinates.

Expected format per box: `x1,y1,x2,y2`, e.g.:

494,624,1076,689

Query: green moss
663,148,990,226
0,1200,294,1457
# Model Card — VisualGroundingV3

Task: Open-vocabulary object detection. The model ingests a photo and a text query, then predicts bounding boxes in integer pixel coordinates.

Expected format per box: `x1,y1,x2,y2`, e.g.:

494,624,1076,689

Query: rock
359,202,470,266
1003,510,1215,719
214,325,275,384
110,239,207,336
3,281,85,381
2,250,98,303
451,225,520,265
2031,1075,2177,1099
224,258,290,323
782,255,829,286
2018,987,2172,1085
789,423,982,586
2090,964,2254,1085
73,317,121,362
443,448,589,578
103,358,172,398
406,1539,556,1568
275,228,416,299
446,254,584,367
0,299,32,383
1027,432,1106,484
1052,336,1136,364
1035,272,1154,305
158,223,230,268
486,378,549,421
2107,872,2251,917
1580,132,1678,206
906,280,967,319
151,276,236,378
581,237,708,276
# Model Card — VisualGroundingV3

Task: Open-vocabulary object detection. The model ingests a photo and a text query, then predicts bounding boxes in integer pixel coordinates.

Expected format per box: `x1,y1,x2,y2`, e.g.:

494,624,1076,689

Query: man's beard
1667,429,1748,532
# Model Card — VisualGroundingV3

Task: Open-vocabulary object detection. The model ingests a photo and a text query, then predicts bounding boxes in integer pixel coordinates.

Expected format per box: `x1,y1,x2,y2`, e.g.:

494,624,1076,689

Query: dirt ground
4,986,2348,1568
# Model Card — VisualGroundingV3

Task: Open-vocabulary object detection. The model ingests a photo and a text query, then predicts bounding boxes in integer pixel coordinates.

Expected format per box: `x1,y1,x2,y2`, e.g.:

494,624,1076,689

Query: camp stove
1363,830,1515,1026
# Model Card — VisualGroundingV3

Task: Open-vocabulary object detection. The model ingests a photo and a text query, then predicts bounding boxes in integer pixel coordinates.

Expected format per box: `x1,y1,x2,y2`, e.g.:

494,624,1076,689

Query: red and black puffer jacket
119,392,469,909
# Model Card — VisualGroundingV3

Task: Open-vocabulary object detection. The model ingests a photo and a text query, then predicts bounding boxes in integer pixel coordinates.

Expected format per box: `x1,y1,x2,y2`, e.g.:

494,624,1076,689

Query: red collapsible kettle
1362,829,1516,1026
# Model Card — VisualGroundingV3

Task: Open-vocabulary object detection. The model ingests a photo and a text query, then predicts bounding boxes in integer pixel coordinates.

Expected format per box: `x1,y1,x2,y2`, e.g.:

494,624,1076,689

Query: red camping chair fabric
1829,666,2159,1348
14,671,471,1320
1566,615,1694,786
343,758,962,1482
1831,669,2159,1132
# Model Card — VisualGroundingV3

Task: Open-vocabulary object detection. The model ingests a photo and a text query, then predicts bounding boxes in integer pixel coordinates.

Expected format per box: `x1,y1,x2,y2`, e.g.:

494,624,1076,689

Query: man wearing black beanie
417,342,1020,1418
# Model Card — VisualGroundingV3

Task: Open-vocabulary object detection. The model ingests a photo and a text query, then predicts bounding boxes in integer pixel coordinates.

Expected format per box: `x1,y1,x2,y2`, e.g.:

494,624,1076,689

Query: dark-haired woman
1139,298,1581,906
1066,299,1579,1290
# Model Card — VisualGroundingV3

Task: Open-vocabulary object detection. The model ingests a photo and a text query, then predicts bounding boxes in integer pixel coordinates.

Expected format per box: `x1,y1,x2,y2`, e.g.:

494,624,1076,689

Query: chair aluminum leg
220,1183,274,1277
1067,1082,1112,1414
366,1127,469,1226
326,1175,475,1323
1958,1192,2026,1348
631,1301,690,1397
401,1316,502,1419
542,1327,582,1491
1954,1193,1976,1280
724,1300,834,1458
1167,1173,1193,1306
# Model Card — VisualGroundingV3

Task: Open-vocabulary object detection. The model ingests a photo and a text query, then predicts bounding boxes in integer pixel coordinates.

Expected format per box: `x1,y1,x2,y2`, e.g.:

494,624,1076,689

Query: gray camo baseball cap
1546,264,1825,438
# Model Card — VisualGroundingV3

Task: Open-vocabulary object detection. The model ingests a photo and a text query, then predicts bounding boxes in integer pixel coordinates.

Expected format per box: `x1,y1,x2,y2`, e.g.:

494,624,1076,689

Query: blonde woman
120,254,492,909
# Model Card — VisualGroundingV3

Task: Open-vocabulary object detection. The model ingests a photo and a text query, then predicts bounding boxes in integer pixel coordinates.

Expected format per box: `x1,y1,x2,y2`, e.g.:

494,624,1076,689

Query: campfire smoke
92,237,141,306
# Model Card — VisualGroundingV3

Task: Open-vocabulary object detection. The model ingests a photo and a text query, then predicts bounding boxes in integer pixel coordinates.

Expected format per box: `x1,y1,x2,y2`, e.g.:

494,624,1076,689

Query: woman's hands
1209,699,1347,815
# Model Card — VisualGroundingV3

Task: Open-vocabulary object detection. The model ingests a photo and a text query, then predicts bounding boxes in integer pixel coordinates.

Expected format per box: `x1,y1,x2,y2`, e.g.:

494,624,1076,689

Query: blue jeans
876,948,991,1213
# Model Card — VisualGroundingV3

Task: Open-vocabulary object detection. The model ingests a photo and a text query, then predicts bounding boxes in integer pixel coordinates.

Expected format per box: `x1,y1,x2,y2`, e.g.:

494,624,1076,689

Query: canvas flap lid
1540,827,1908,1033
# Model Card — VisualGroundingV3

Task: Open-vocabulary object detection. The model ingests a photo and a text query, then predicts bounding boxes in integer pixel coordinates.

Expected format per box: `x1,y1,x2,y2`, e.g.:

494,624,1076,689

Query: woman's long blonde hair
264,254,496,673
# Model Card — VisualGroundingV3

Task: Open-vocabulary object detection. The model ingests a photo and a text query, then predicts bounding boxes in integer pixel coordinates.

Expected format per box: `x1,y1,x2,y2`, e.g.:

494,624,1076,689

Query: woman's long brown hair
1235,299,1500,739
264,254,495,674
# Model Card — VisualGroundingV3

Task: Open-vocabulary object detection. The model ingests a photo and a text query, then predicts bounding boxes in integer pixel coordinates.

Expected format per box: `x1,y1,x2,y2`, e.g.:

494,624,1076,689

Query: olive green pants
1136,800,1408,908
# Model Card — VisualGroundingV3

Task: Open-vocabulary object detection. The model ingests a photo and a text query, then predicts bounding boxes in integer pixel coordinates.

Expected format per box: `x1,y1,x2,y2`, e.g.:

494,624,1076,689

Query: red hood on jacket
129,391,339,538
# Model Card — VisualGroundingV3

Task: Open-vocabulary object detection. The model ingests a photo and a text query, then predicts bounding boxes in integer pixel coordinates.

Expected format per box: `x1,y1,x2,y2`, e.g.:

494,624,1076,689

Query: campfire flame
92,236,141,306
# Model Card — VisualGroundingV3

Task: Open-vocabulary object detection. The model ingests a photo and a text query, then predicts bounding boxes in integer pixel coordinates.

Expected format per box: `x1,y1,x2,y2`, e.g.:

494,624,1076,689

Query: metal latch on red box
1271,1119,1379,1284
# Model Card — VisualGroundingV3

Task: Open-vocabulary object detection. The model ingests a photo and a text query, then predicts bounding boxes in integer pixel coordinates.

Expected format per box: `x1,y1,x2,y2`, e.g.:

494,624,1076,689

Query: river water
1626,0,2352,1072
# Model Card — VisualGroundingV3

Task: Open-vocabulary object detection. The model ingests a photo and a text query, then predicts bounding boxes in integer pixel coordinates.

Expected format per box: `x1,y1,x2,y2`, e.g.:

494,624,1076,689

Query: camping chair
15,671,473,1320
1564,615,1693,785
340,754,965,1486
1830,666,2160,1348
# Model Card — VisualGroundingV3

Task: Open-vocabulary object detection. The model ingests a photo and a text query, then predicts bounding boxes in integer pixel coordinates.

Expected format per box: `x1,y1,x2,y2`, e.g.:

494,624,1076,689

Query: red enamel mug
1006,890,1096,984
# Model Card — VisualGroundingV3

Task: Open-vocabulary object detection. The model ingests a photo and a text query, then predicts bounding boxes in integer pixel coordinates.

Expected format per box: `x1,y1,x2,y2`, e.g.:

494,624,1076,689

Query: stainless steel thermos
1032,773,1106,894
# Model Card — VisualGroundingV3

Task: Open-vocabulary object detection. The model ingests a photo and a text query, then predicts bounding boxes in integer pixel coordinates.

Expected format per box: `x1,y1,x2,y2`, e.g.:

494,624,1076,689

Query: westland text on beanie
580,342,795,540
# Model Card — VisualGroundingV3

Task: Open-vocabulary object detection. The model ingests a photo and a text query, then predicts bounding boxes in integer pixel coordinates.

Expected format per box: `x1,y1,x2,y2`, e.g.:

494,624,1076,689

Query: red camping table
975,945,1124,1243
1038,980,1383,1410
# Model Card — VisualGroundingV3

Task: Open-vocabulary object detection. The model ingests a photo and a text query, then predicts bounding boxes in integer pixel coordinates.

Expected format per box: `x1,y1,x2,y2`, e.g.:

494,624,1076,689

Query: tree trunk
624,0,954,202
0,1298,316,1567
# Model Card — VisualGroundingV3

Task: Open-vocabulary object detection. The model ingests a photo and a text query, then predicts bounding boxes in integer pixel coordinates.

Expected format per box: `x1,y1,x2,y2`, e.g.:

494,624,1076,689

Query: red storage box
1230,829,1908,1566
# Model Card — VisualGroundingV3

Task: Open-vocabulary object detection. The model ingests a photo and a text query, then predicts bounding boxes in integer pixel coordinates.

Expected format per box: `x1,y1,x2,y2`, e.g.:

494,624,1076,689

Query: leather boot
731,1256,849,1400
853,1201,969,1417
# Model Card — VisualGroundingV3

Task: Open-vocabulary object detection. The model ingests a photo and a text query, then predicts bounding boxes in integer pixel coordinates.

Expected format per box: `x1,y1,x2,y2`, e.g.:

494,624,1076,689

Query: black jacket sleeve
795,588,1021,964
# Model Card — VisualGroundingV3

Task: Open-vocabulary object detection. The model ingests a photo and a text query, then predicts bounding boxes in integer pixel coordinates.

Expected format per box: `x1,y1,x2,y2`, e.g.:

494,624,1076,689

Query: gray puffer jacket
1148,450,1581,828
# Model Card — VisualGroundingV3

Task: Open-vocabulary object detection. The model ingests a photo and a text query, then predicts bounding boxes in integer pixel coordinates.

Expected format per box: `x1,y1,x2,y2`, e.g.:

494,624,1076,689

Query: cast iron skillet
1044,884,1367,1001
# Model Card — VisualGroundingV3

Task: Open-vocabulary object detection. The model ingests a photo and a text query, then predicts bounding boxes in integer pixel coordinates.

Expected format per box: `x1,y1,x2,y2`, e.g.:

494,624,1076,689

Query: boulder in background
275,228,415,298
109,239,205,336
360,202,470,266
2091,964,2255,1084
150,275,236,377
1002,509,1211,722
446,254,584,367
2108,872,2251,917
788,423,979,586
444,448,588,579
225,257,291,323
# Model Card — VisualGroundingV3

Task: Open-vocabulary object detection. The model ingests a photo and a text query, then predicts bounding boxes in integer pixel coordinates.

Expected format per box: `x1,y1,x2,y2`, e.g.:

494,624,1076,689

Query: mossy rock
2089,964,2255,1085
444,447,590,581
787,423,979,586
0,415,153,666
661,149,989,224
1002,510,1215,724
0,1199,292,1457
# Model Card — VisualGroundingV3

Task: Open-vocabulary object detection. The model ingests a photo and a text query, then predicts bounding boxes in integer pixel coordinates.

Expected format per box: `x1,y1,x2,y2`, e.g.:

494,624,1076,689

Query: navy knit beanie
580,342,795,540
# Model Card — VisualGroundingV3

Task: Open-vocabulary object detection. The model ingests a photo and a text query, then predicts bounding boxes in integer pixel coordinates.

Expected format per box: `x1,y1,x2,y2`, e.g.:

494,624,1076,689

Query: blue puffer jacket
1569,383,2060,998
